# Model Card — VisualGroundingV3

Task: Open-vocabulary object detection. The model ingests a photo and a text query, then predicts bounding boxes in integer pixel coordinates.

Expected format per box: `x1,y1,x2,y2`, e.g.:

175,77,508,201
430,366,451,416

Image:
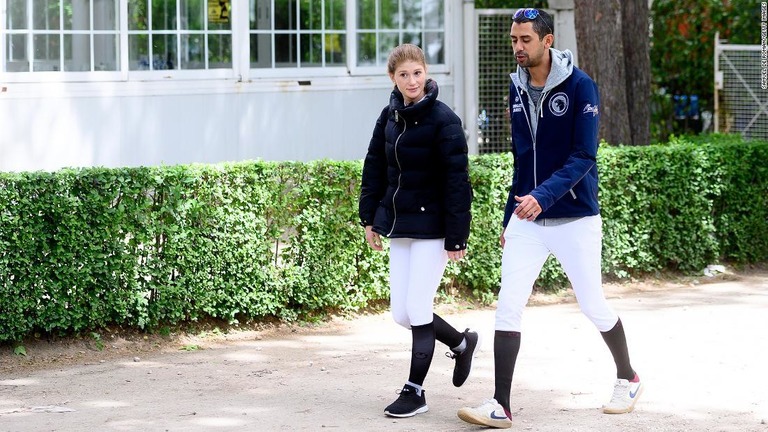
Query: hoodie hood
511,48,574,92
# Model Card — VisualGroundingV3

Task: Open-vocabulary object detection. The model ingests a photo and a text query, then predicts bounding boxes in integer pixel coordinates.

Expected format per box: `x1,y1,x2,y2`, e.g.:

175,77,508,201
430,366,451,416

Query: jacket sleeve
358,107,389,227
437,108,472,251
531,77,600,212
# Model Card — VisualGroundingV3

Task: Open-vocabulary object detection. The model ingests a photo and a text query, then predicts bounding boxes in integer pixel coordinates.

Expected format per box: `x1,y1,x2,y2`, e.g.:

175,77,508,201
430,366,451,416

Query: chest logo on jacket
548,92,569,117
512,96,524,113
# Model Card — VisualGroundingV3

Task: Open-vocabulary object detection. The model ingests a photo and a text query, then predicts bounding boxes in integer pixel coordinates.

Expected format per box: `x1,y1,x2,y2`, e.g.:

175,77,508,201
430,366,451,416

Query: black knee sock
493,330,521,413
601,318,635,380
407,322,436,387
432,313,464,349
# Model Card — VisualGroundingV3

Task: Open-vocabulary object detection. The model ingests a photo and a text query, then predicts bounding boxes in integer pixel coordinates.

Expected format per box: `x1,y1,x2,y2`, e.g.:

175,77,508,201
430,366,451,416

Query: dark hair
512,9,554,40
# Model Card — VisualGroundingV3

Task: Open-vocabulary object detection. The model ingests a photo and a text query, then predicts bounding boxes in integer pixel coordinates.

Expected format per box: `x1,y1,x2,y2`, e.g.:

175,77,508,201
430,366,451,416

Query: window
2,0,447,78
128,0,233,71
5,0,120,72
249,0,347,69
356,0,444,67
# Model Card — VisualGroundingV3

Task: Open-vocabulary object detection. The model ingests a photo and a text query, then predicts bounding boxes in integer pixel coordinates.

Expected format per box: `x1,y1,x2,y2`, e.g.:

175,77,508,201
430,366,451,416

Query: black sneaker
446,329,479,387
384,384,428,418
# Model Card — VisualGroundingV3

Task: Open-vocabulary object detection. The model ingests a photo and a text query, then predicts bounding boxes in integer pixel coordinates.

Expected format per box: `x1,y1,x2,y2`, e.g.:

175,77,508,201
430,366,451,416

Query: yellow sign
208,0,230,24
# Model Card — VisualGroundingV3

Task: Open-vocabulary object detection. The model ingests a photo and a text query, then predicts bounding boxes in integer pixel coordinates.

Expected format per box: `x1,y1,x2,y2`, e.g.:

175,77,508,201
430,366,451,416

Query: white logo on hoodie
548,92,569,116
583,103,599,117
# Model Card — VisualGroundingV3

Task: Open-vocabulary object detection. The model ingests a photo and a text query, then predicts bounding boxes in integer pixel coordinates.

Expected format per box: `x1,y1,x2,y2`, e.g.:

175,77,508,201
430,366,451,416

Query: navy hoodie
503,48,601,227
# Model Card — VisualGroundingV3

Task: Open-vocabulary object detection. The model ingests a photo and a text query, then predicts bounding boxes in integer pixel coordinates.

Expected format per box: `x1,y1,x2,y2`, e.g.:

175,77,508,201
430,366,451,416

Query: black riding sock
493,330,521,413
601,318,636,380
432,313,464,350
407,322,436,387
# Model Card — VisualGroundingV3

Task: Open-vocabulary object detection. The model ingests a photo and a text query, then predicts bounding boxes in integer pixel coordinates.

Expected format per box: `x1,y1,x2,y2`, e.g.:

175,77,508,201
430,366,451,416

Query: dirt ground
1,267,767,431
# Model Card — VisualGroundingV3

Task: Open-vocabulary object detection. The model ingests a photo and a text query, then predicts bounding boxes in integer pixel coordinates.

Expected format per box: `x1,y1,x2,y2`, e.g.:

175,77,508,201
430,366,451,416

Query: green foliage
449,153,511,297
650,0,757,118
599,135,768,277
0,135,766,343
90,332,105,351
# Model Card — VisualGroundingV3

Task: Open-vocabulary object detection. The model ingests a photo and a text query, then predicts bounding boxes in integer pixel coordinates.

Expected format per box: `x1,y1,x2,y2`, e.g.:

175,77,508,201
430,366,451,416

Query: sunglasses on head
513,8,553,35
513,8,540,20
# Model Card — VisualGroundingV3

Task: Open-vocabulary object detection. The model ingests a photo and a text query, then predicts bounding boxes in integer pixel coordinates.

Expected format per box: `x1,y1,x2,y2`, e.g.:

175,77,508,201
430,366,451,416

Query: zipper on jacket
569,188,577,199
533,90,551,186
387,111,406,237
515,86,538,186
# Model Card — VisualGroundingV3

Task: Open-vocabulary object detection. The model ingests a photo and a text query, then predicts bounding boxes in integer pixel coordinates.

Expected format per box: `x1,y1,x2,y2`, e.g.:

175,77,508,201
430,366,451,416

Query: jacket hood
511,48,574,92
389,79,439,119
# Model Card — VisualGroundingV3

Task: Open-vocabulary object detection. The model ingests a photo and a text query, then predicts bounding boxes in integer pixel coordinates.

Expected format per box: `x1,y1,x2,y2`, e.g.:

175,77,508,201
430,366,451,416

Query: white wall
0,0,476,172
0,75,456,172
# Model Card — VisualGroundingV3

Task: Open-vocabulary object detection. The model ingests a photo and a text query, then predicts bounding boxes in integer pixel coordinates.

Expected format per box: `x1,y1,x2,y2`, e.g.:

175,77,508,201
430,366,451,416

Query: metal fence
475,9,560,153
476,10,516,154
714,38,768,140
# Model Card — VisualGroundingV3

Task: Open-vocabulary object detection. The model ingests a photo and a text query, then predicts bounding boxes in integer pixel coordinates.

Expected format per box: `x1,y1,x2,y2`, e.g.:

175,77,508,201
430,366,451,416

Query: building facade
1,1,577,172
0,0,475,171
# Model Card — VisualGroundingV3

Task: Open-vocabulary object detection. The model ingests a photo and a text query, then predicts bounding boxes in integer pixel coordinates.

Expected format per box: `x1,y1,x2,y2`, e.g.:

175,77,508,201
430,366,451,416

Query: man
457,8,642,428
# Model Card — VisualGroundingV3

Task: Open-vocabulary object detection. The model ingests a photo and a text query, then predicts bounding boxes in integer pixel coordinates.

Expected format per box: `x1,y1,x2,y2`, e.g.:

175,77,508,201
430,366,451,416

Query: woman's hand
365,225,383,251
447,249,467,262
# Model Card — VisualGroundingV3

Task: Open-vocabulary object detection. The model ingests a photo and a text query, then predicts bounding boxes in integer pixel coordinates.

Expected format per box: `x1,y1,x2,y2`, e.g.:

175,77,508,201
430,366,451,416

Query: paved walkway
1,272,767,431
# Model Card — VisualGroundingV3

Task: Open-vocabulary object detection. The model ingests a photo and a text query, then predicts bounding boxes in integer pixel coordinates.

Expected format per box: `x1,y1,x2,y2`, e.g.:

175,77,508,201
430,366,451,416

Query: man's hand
514,195,541,221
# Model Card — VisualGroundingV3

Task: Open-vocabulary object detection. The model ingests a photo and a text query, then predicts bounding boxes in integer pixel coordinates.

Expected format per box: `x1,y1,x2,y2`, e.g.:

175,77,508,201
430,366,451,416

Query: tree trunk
574,0,631,145
621,0,651,145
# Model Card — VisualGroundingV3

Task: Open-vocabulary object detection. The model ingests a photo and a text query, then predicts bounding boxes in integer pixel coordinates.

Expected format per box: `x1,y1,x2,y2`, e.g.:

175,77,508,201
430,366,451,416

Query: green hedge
1,136,766,342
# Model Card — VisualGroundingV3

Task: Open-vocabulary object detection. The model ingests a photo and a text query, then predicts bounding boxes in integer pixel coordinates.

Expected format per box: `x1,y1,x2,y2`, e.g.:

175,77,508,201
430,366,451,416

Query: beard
515,50,543,68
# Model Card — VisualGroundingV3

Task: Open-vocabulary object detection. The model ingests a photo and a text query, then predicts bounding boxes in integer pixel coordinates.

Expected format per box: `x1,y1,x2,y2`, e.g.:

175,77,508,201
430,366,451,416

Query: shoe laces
445,351,458,360
610,379,631,400
395,386,416,400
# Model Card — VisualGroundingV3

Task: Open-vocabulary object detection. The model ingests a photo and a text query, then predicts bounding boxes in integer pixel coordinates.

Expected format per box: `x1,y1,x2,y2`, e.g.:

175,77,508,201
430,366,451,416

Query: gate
475,8,566,153
476,9,517,154
714,36,768,140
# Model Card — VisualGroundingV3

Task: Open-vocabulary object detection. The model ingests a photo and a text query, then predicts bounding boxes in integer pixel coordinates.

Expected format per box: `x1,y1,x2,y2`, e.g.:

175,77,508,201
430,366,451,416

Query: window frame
347,0,448,76
0,0,450,82
2,0,125,81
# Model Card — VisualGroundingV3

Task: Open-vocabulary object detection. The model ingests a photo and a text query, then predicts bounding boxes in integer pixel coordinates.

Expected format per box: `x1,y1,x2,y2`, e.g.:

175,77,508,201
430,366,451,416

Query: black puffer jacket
359,79,472,251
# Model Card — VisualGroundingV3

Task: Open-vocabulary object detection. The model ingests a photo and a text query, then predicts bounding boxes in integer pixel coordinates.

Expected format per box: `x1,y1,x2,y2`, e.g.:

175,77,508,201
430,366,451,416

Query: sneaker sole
457,409,512,429
384,405,429,418
603,384,644,414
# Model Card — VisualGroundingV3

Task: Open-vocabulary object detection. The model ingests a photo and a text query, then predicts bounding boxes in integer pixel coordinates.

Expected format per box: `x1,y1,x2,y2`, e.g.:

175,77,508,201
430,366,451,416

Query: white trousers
389,238,448,328
496,215,618,332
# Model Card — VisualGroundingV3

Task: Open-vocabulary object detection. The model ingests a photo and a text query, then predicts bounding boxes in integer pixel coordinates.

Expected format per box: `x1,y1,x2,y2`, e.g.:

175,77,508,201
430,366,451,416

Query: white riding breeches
389,238,448,328
496,215,619,332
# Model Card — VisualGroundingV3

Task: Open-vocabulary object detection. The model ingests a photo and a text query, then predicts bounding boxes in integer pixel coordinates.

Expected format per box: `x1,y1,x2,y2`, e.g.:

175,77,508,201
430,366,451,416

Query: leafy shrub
0,135,765,342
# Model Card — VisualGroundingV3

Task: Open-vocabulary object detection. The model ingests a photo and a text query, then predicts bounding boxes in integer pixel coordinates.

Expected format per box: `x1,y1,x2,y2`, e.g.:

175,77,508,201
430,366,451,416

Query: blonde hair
386,43,427,75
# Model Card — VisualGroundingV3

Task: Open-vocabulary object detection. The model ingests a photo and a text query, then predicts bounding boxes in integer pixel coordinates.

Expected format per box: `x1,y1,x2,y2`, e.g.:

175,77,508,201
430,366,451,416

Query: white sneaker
603,377,643,414
457,398,512,429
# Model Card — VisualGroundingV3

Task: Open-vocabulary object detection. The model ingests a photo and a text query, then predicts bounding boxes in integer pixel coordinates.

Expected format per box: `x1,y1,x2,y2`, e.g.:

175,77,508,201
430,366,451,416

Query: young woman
358,43,478,418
